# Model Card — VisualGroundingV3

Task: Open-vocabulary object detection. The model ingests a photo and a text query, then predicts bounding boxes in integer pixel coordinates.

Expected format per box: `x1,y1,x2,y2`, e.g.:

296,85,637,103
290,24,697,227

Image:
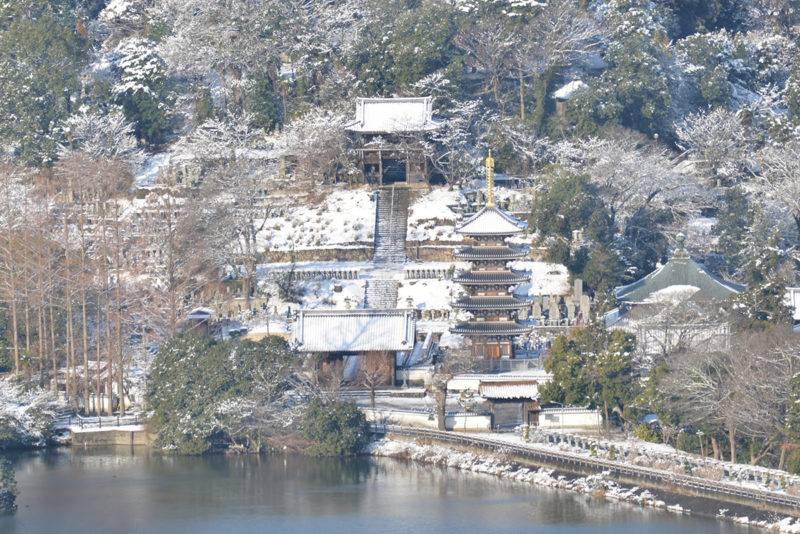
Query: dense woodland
1,0,800,465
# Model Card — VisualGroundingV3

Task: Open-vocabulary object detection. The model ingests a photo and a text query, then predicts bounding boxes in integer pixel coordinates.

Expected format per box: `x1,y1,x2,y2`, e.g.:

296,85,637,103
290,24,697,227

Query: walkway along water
372,424,800,518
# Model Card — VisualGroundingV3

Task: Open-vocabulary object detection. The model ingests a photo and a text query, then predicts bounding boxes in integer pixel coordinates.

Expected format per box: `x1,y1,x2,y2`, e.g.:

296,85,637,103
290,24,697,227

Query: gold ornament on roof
485,150,495,207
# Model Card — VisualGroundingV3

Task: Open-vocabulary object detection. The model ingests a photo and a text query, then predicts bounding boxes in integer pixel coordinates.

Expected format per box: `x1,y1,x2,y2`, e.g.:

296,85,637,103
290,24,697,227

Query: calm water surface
0,447,760,534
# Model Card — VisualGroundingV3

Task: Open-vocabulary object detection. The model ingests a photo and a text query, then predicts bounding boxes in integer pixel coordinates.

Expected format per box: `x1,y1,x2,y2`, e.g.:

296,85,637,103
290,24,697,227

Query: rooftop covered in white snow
292,309,415,353
345,97,443,134
457,206,526,236
614,234,744,304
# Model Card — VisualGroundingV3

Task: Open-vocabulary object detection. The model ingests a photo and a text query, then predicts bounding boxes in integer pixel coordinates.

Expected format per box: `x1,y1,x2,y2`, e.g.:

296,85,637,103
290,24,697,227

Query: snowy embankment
367,438,800,533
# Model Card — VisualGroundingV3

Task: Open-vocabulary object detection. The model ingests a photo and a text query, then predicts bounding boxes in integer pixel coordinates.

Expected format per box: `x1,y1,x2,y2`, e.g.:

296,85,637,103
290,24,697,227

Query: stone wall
71,429,150,447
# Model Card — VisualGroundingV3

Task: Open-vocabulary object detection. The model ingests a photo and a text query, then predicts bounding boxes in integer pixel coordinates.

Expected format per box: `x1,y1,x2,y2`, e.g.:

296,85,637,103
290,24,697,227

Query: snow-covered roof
553,80,589,100
456,206,526,236
187,307,214,320
479,380,540,400
615,237,744,303
293,309,415,353
345,97,443,133
785,287,800,321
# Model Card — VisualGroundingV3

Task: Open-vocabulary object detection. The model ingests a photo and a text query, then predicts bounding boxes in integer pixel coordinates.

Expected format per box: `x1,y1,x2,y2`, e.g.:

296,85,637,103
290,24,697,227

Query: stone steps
364,279,399,309
373,186,409,264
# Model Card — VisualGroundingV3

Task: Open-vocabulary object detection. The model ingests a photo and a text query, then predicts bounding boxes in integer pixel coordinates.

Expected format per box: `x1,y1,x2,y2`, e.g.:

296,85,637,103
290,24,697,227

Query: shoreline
367,437,800,533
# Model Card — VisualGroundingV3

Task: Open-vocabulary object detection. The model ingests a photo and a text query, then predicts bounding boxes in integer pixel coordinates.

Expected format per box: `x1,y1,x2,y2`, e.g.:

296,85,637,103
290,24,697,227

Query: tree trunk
95,289,102,414
603,400,610,438
729,427,736,463
64,210,78,411
114,204,125,416
532,69,554,131
711,436,720,460
436,386,447,431
518,65,525,121
779,443,789,471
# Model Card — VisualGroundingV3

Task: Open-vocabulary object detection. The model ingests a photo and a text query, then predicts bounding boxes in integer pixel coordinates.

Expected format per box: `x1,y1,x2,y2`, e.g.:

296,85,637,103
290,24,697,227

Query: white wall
363,408,492,432
537,408,601,430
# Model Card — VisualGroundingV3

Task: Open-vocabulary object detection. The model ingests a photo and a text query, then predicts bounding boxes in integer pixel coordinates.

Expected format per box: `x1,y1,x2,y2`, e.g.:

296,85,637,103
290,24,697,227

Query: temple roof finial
674,232,689,260
485,150,495,207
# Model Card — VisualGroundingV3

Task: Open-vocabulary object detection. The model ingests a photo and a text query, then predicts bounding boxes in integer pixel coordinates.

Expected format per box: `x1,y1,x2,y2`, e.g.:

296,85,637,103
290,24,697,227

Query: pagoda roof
450,321,532,335
453,246,527,261
615,239,744,303
453,296,529,310
457,206,526,236
453,270,529,285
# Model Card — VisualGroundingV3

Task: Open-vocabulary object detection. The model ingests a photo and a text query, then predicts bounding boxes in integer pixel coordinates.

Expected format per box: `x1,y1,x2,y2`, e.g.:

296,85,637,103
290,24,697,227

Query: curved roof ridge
615,255,745,303
456,205,526,235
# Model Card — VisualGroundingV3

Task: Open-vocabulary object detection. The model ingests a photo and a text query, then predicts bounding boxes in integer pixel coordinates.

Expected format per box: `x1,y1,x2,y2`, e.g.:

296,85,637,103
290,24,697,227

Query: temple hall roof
293,309,415,353
615,235,745,303
345,97,443,134
456,206,526,236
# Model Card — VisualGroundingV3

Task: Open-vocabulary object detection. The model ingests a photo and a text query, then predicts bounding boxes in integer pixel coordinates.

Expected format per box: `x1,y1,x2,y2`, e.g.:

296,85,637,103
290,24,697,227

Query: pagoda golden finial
485,150,495,207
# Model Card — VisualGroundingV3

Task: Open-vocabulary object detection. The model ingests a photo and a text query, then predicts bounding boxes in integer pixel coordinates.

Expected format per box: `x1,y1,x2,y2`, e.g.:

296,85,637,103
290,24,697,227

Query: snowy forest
1,0,800,463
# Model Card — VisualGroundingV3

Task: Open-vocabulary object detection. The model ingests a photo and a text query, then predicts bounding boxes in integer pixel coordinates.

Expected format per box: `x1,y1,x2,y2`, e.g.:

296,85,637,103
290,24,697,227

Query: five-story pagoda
450,152,531,358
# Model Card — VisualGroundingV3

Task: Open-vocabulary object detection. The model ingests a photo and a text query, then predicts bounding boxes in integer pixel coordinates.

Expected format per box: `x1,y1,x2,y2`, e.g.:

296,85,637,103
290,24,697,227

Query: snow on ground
407,188,464,242
688,217,717,235
298,278,367,309
257,189,374,251
398,278,458,310
134,153,171,188
511,261,571,296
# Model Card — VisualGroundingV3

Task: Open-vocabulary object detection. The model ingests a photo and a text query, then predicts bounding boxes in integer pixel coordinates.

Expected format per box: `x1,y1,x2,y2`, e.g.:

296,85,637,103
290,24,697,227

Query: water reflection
0,448,759,534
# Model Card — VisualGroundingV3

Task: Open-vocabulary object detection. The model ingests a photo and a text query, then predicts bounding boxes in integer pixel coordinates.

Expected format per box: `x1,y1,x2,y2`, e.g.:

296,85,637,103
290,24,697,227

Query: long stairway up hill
373,186,409,264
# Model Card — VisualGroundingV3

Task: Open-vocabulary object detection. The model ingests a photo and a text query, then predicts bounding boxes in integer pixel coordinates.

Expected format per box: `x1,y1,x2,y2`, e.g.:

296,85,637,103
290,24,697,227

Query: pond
0,447,759,534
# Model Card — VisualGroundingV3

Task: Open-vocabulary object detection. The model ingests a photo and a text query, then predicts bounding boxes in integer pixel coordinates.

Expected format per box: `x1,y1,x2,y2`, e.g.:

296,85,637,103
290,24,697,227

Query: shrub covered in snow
0,379,65,450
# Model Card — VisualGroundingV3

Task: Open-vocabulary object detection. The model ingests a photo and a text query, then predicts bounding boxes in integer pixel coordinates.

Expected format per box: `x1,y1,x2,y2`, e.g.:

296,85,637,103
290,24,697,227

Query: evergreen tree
0,11,89,165
146,334,298,454
245,73,280,131
541,327,636,433
113,38,172,147
303,399,370,456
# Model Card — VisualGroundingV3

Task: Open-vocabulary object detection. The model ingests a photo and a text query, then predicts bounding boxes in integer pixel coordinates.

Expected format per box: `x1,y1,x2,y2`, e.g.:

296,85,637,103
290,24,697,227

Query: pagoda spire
485,150,495,207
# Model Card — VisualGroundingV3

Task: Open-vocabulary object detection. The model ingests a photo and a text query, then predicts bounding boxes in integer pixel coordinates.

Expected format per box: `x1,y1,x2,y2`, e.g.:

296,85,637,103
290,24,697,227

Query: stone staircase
373,185,409,264
364,279,399,309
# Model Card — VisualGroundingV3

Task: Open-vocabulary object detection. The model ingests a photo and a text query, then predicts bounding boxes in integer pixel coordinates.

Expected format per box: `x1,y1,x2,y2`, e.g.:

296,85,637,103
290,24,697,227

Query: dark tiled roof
453,270,529,285
453,296,528,309
453,246,527,260
450,321,532,335
615,251,745,303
